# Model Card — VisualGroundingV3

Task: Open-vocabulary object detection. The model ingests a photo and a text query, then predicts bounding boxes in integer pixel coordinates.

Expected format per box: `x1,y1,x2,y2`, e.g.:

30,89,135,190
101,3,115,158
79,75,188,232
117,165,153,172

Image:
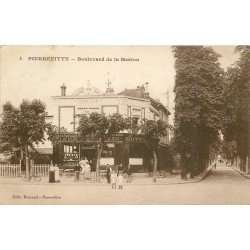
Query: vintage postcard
0,45,249,205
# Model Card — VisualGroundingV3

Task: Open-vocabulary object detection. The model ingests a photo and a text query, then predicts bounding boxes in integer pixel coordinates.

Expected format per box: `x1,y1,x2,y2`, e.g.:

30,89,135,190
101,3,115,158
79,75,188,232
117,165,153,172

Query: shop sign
129,158,143,165
58,133,145,143
100,158,114,166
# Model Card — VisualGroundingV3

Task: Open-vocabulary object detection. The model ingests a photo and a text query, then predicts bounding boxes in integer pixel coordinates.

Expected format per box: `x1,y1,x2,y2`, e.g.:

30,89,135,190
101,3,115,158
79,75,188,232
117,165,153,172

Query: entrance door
81,147,96,171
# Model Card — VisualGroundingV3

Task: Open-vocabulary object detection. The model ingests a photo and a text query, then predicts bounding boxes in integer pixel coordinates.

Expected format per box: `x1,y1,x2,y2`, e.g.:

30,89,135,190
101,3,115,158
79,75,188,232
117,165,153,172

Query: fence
32,164,50,176
80,172,96,181
0,164,50,178
0,164,21,178
0,164,97,181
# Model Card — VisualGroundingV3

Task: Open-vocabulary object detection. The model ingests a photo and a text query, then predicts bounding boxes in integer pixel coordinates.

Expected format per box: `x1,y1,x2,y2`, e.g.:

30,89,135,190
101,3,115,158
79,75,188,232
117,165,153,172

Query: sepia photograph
0,45,249,205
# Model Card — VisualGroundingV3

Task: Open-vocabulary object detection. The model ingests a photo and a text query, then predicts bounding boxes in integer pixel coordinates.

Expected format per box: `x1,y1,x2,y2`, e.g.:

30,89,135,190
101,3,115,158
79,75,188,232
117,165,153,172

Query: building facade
51,81,171,172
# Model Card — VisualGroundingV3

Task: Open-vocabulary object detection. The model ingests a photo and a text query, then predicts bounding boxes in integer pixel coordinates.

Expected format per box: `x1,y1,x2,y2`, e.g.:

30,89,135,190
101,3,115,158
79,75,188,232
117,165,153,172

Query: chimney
61,84,67,96
145,82,149,97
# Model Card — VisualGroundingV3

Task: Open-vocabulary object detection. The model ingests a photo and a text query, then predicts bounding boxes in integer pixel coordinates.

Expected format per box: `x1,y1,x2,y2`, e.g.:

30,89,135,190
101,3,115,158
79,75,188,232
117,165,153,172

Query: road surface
1,164,250,204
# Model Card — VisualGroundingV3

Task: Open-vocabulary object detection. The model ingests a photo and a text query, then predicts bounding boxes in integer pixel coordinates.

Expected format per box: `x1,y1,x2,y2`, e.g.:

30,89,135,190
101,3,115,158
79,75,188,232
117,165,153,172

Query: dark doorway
81,147,96,171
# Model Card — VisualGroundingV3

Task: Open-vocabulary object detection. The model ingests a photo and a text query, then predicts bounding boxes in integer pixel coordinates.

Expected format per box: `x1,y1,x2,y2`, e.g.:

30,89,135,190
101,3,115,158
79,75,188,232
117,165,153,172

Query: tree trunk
231,158,234,166
180,155,187,180
246,154,250,174
240,156,244,172
190,167,195,178
246,148,250,174
152,148,158,182
20,148,24,172
95,143,103,182
190,155,195,178
242,156,247,173
25,144,30,179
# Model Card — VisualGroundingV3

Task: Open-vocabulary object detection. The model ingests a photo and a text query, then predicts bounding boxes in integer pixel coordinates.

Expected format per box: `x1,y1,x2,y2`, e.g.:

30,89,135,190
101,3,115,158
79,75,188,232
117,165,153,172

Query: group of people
49,164,60,183
106,164,133,189
74,157,91,181
48,159,133,187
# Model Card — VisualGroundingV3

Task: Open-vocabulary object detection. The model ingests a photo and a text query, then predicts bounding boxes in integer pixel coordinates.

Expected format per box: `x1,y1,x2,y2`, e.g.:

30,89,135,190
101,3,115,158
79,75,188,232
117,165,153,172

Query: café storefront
52,132,170,172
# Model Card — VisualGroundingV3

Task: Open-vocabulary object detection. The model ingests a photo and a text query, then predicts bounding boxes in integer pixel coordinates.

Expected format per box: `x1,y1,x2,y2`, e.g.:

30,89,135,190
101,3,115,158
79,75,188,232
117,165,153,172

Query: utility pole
162,89,170,110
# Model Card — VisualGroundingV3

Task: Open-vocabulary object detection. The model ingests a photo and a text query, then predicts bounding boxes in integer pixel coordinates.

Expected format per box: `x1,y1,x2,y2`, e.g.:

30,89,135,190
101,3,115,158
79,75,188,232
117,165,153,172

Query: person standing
111,170,117,189
74,164,81,182
49,164,55,183
117,164,123,176
117,171,124,189
85,161,91,180
54,164,60,183
106,164,111,183
80,157,88,167
80,157,88,180
126,164,132,183
214,162,217,169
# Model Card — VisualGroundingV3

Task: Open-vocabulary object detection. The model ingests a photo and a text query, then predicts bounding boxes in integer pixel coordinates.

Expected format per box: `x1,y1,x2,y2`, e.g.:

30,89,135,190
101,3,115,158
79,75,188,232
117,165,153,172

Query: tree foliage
172,46,224,179
222,45,250,172
140,119,169,182
0,100,47,150
46,123,67,146
140,119,168,146
0,99,47,177
76,112,131,181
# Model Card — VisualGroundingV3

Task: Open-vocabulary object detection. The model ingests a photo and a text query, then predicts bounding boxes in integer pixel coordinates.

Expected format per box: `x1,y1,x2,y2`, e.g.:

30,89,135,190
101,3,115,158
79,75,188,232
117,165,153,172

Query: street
1,164,250,204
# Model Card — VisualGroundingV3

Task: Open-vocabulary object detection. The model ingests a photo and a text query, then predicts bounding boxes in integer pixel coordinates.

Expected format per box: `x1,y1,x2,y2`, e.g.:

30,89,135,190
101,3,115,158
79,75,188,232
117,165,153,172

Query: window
101,143,115,157
59,107,75,132
63,145,79,162
132,116,140,125
64,145,78,153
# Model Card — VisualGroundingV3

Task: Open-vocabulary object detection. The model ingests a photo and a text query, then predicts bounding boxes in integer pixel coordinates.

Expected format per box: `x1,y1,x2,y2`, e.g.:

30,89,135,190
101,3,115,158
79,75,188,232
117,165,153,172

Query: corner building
51,81,171,173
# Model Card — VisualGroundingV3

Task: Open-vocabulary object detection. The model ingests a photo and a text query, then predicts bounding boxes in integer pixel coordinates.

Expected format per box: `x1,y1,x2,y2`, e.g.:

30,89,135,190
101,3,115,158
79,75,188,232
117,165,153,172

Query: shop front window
100,143,115,168
101,143,115,157
63,145,79,164
129,144,146,172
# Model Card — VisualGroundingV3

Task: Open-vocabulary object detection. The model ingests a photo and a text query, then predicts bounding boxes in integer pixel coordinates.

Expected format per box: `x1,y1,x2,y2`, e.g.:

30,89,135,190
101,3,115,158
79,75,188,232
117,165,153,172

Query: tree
172,46,224,179
222,46,250,173
0,100,47,178
140,119,168,182
76,112,131,182
46,123,67,146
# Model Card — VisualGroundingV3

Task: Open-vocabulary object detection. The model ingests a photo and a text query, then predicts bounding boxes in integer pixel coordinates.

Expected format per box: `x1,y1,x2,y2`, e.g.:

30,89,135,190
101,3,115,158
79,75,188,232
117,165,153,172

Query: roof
118,88,170,115
149,97,171,115
117,88,146,99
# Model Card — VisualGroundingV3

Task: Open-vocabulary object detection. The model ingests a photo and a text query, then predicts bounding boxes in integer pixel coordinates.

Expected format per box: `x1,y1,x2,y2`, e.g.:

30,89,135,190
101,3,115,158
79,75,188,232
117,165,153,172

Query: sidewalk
233,167,250,179
0,165,213,186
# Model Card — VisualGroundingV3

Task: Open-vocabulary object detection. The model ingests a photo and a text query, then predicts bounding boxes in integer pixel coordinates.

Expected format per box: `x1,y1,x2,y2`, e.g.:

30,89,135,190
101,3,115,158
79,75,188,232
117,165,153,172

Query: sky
0,45,239,125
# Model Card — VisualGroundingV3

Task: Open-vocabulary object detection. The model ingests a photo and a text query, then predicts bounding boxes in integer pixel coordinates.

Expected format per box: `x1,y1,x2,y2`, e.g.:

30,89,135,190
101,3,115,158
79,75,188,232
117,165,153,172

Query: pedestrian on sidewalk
106,164,111,183
214,162,217,169
117,171,124,189
85,161,91,180
74,164,81,181
49,164,55,183
111,170,117,189
117,164,123,176
79,157,88,180
54,164,60,183
126,164,132,183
